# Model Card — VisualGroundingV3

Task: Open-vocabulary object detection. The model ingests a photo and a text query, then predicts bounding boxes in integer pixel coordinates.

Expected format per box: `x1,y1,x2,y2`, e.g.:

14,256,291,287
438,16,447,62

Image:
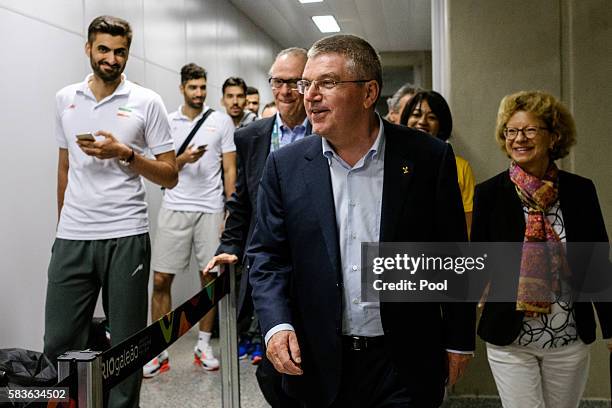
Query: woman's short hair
400,91,453,141
495,91,576,160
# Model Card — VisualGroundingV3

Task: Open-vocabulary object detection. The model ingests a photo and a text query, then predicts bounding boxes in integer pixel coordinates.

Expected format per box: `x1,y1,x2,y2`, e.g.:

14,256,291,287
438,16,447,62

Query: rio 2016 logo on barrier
101,345,139,380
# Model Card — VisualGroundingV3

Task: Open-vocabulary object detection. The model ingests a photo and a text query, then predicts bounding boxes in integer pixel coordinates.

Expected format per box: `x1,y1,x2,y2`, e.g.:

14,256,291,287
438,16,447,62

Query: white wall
0,0,280,351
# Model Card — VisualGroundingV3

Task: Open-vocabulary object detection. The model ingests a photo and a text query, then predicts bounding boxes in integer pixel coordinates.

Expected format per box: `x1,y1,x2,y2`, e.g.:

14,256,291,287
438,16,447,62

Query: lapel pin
402,166,410,174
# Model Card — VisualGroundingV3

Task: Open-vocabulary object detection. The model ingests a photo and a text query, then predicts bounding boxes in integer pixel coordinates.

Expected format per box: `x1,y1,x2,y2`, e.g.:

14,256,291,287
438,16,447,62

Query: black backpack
0,349,57,388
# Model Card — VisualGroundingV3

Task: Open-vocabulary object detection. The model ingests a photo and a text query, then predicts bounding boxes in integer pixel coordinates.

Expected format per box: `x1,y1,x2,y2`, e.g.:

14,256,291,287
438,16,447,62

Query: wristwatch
118,147,135,167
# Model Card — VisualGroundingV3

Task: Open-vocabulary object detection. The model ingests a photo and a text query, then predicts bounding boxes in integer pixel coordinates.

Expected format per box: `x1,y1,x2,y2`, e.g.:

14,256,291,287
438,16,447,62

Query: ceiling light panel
311,15,340,33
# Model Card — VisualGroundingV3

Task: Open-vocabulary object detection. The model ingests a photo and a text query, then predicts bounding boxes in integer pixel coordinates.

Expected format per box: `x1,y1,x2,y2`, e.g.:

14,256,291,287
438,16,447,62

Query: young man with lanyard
44,15,177,408
144,63,236,376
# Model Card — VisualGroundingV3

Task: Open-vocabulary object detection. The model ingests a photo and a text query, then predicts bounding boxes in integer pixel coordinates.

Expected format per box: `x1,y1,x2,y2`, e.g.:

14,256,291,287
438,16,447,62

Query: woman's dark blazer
472,169,612,346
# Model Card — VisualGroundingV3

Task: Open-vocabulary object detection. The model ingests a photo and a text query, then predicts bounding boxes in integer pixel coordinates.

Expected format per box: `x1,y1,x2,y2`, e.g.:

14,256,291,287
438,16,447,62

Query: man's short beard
186,100,203,110
229,107,243,119
91,59,124,83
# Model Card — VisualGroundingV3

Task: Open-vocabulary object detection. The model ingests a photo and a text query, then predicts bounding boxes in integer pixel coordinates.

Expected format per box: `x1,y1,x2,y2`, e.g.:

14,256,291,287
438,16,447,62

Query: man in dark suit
203,47,310,406
247,34,476,408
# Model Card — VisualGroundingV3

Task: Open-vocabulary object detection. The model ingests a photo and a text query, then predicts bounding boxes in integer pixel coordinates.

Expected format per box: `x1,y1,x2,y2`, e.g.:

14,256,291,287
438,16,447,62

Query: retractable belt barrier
25,266,238,408
101,270,230,390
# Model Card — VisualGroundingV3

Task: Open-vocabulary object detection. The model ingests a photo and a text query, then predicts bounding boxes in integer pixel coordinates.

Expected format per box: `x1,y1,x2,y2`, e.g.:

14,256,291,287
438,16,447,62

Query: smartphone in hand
196,144,207,151
76,133,95,142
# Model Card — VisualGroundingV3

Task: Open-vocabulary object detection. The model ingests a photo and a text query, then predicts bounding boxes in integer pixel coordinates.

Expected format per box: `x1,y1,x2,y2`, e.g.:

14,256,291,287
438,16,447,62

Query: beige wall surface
446,0,612,399
448,0,562,182
569,1,612,237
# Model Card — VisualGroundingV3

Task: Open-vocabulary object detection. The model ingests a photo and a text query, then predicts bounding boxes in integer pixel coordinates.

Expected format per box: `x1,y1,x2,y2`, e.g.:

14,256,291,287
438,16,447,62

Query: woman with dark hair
473,90,612,408
400,90,475,233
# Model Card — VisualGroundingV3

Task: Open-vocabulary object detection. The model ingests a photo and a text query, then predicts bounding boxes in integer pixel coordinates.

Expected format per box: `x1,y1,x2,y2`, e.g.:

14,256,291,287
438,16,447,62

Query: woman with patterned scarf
472,90,612,408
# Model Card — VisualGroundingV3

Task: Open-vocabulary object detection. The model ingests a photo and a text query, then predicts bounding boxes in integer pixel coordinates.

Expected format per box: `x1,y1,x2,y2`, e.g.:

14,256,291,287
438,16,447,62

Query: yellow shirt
455,155,475,213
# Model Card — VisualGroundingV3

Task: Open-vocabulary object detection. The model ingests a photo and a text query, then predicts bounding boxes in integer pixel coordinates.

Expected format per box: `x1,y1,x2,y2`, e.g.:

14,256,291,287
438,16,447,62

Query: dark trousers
327,343,413,408
44,235,150,408
256,352,300,407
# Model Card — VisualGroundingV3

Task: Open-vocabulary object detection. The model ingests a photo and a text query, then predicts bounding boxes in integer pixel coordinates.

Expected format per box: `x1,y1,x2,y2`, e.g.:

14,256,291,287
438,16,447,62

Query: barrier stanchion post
219,264,240,407
49,268,230,407
57,355,73,384
58,350,103,408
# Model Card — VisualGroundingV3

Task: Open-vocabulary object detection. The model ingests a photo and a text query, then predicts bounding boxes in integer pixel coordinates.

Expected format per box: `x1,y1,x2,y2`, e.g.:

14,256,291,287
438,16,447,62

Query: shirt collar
77,73,130,99
175,105,211,121
322,114,385,160
275,112,308,132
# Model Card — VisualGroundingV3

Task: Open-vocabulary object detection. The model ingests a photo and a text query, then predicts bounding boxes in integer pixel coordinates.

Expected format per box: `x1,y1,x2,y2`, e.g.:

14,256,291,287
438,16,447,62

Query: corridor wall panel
0,0,82,33
0,7,87,350
0,1,280,351
123,55,146,86
185,0,219,89
570,0,612,237
447,0,561,182
143,0,187,72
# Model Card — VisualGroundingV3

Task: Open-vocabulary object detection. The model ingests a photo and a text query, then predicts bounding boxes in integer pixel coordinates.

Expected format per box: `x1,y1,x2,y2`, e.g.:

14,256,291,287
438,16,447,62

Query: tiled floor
140,329,610,408
140,328,269,408
441,397,609,408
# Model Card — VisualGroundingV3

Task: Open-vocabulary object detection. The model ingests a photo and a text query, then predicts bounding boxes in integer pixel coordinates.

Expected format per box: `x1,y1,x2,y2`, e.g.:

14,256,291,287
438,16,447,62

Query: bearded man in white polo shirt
44,15,178,408
143,63,236,377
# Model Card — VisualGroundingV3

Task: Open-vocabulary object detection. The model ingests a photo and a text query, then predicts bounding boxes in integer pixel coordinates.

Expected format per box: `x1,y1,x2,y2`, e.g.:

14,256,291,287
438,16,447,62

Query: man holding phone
45,16,178,408
143,63,236,377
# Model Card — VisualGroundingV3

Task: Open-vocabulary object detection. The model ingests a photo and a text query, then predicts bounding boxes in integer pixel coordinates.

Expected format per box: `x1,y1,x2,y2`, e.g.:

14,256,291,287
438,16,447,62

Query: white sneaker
194,344,220,371
143,350,170,378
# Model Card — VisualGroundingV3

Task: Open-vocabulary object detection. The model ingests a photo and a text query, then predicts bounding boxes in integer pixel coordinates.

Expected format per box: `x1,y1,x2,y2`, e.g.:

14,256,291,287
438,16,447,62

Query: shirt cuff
150,140,175,155
446,349,475,356
265,323,295,346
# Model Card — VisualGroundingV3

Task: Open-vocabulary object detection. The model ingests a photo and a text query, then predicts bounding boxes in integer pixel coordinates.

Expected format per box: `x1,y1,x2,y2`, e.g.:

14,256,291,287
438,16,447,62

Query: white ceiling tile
229,0,431,52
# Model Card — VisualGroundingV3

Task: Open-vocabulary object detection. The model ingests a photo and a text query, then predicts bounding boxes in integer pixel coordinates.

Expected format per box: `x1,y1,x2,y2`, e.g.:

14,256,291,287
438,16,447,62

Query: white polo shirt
162,105,235,213
55,74,174,240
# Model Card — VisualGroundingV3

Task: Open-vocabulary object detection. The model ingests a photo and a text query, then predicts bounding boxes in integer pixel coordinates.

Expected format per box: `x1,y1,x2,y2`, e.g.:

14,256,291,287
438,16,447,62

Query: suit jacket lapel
252,116,274,159
247,118,274,206
302,138,341,272
249,118,274,171
380,123,414,242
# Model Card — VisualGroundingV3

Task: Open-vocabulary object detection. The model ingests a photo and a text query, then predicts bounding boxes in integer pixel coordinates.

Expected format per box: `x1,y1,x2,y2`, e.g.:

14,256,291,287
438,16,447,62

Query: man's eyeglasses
296,79,372,95
503,126,548,140
268,77,301,90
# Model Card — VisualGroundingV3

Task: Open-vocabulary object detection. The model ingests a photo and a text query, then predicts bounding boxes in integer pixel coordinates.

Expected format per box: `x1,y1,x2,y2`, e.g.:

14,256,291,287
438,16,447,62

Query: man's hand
202,253,239,276
76,130,131,160
447,352,472,387
179,145,206,165
267,330,303,376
